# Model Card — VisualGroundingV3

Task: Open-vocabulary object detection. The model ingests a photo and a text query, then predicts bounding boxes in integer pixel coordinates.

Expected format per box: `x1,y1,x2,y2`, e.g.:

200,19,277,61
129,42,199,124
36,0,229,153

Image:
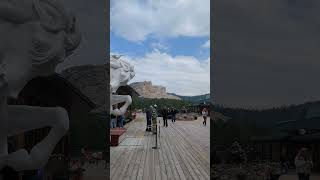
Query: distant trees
212,102,311,146
213,117,269,146
131,96,192,111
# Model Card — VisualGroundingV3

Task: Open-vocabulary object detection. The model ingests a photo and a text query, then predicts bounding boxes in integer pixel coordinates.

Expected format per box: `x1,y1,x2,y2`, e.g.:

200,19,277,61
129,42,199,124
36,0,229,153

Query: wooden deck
110,113,210,180
280,174,320,180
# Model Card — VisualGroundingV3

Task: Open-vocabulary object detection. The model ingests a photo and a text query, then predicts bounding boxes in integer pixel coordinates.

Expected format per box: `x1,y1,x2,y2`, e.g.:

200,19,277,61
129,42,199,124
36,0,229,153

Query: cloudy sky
111,0,210,96
213,0,320,109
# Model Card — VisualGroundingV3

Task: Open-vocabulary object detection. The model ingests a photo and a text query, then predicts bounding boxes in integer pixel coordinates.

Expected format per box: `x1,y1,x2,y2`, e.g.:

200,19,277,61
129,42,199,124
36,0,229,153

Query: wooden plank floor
111,113,210,180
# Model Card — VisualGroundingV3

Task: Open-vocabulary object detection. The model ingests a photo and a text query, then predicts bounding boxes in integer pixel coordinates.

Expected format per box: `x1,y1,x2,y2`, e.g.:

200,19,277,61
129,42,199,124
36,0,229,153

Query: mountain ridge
168,93,210,104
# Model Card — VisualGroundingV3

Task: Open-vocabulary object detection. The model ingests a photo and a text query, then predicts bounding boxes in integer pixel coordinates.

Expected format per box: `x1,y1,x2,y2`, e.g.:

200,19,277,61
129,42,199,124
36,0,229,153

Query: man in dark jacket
171,107,177,123
162,107,168,127
146,107,152,131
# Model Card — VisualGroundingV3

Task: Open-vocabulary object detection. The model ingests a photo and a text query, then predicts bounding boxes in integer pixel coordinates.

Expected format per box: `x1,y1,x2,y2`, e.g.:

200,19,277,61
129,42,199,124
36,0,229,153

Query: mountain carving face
130,81,180,100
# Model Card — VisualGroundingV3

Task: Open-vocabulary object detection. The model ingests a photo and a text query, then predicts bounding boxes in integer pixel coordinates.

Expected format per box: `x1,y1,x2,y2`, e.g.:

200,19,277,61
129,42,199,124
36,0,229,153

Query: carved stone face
0,0,81,98
0,21,65,97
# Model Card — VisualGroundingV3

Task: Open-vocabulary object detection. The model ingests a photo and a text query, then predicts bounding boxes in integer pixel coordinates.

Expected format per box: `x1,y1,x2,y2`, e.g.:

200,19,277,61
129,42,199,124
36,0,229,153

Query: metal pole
152,114,160,149
159,118,161,138
152,121,158,149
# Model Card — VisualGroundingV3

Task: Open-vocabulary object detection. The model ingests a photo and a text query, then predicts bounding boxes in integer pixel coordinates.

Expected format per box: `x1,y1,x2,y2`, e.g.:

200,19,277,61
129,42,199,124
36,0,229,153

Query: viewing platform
110,113,210,180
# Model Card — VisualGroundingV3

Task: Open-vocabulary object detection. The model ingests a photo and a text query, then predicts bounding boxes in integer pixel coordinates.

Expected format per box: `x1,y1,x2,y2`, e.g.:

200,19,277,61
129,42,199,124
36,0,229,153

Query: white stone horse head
0,0,80,172
110,55,135,116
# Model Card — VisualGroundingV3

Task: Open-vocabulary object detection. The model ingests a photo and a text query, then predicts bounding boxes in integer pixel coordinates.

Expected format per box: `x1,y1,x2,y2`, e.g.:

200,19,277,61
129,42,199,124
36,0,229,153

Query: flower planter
270,174,280,180
237,174,247,180
236,170,247,180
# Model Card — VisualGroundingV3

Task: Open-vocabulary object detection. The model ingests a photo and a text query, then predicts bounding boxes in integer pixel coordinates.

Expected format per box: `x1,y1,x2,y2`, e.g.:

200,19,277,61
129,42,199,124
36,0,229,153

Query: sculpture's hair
110,55,134,73
110,54,135,92
0,0,81,66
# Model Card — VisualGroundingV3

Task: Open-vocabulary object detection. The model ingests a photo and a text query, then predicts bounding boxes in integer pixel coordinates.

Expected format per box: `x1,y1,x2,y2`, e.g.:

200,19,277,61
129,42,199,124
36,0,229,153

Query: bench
110,128,126,146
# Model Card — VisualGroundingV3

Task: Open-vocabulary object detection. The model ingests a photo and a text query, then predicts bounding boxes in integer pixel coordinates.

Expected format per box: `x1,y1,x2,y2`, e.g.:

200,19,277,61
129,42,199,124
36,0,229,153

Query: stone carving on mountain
130,81,180,100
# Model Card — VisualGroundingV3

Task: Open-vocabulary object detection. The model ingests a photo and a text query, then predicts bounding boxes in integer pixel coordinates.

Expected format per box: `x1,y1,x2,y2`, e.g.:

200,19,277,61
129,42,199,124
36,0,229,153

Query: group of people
280,147,313,180
110,105,126,128
110,114,125,128
145,105,178,131
294,147,313,180
159,106,178,127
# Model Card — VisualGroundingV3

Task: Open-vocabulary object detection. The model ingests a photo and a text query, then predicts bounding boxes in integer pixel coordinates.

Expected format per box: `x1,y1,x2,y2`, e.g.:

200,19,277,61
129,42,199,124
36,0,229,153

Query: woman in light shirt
202,108,208,126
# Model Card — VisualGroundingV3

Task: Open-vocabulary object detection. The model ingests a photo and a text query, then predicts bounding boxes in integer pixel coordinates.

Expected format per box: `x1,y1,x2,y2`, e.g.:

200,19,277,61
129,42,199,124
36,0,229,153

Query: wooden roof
14,73,96,109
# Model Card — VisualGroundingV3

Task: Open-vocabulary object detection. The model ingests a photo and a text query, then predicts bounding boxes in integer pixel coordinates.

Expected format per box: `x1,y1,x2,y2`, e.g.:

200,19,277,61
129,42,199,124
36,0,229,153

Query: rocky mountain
61,64,108,112
130,81,181,100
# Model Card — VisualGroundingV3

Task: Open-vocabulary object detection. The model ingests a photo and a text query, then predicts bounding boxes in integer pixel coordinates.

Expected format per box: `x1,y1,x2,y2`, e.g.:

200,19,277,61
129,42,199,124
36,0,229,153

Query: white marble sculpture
0,0,80,172
110,55,135,116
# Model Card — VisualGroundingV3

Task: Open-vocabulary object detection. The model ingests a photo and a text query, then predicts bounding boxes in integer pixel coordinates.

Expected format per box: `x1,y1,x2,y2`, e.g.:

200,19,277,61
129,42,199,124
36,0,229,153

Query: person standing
202,108,208,126
110,105,117,128
295,148,313,180
146,107,152,131
110,113,116,128
162,107,168,127
118,114,125,128
171,107,177,123
281,151,289,174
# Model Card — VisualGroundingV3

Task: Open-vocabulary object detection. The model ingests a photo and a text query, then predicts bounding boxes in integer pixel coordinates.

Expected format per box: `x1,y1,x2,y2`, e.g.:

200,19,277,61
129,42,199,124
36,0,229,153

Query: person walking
202,108,208,126
295,147,313,180
146,107,152,131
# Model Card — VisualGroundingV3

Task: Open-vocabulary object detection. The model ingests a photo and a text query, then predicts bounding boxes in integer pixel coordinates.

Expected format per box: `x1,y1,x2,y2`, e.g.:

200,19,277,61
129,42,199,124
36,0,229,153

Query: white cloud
120,50,210,96
150,42,169,51
202,40,210,48
111,0,210,42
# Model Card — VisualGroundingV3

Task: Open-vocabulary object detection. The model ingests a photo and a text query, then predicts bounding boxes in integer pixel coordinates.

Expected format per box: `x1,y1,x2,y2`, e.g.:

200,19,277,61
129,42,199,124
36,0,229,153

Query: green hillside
131,96,192,110
213,101,320,145
169,93,210,104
